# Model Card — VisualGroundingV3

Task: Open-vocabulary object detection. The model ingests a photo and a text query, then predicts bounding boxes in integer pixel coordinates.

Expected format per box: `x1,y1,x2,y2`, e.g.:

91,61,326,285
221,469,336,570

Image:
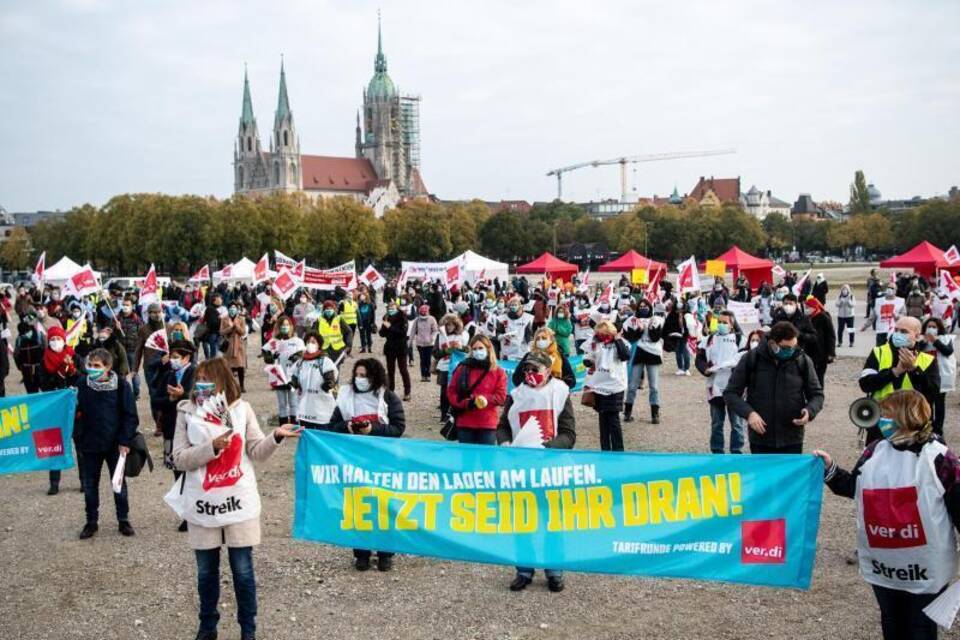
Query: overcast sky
1,0,957,212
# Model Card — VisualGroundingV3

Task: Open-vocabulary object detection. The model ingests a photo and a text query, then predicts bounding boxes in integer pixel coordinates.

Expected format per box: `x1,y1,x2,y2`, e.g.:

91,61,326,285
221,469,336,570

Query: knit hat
525,351,553,370
322,300,336,310
47,326,66,342
147,303,162,313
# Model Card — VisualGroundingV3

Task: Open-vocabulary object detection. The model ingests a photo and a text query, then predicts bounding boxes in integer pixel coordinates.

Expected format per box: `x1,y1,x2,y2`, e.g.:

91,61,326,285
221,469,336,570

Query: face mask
86,367,105,381
524,371,545,387
279,325,291,335
535,339,551,350
71,310,82,319
49,339,64,353
300,297,308,304
775,345,795,360
782,304,797,316
877,417,898,440
497,304,506,311
891,332,913,349
171,331,184,341
472,347,488,361
717,324,730,336
97,332,110,342
149,313,161,322
323,310,335,319
749,340,760,349
599,304,610,313
194,381,215,402
508,306,520,314
926,327,939,337
305,343,320,354
229,308,238,318
354,377,371,392
557,313,566,320
122,305,133,314
388,308,398,316
170,358,186,371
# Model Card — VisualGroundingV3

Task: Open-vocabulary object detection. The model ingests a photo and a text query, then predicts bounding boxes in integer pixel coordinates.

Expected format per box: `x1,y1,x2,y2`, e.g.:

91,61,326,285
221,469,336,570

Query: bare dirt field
2,302,958,640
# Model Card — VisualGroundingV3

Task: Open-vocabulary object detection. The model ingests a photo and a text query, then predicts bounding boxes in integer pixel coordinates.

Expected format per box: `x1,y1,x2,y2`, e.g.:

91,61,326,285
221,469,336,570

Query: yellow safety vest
318,316,345,351
870,343,935,402
340,299,358,326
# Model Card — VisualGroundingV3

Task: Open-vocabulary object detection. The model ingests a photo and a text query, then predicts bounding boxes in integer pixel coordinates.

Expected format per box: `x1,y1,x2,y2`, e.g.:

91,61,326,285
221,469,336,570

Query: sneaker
674,370,686,376
79,523,98,539
403,395,411,402
354,556,371,571
118,521,135,537
509,575,532,592
377,555,393,572
684,370,691,376
547,576,565,593
47,485,59,496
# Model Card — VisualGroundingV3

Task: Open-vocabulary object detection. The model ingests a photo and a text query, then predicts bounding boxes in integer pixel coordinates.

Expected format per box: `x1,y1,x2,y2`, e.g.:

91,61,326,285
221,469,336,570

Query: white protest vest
573,307,594,342
264,337,305,388
336,386,389,425
293,356,338,424
507,379,569,443
500,313,533,361
584,339,629,395
874,297,904,335
856,439,958,594
437,329,468,372
164,401,261,528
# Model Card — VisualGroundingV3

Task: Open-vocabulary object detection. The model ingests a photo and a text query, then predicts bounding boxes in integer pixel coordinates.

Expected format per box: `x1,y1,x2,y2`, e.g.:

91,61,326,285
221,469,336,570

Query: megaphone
849,396,881,430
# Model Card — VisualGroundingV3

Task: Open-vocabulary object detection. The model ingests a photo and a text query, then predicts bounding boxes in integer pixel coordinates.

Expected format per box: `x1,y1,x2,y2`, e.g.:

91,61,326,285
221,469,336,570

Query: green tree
383,201,452,261
849,169,871,214
0,226,32,270
479,211,529,261
762,212,793,252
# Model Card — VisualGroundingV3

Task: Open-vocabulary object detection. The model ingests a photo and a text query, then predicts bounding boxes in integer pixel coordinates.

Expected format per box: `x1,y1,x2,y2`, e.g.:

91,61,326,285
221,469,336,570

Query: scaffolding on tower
399,94,421,170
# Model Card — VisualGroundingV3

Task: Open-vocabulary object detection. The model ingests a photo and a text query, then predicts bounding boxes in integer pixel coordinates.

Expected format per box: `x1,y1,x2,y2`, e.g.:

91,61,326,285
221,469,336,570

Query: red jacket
446,364,508,429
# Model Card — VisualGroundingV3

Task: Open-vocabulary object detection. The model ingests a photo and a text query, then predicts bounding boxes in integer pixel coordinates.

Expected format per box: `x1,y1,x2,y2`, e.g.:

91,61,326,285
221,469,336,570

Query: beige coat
220,315,248,370
171,399,281,550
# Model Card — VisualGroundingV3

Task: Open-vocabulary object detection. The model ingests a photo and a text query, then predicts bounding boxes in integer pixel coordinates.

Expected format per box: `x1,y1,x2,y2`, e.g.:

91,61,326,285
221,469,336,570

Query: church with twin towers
232,17,427,216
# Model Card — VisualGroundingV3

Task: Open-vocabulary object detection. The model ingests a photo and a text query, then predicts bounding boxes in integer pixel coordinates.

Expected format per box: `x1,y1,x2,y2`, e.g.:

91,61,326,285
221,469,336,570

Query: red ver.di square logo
741,519,786,564
32,428,64,458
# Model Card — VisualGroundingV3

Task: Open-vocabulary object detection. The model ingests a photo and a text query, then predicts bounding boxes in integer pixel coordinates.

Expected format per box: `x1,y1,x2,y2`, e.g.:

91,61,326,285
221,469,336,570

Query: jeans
837,316,854,346
675,341,690,372
457,428,497,445
749,442,803,454
517,567,563,579
709,399,745,453
417,346,433,379
202,333,220,360
626,363,660,407
359,325,373,351
275,387,297,421
195,546,257,636
386,353,411,396
125,350,140,398
598,408,624,451
933,392,946,437
871,584,940,640
344,323,357,350
81,448,129,524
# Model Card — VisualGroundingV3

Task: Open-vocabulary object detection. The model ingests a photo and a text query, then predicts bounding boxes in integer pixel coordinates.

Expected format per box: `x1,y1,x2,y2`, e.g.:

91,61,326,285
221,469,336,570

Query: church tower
271,58,301,192
359,15,408,193
234,67,268,192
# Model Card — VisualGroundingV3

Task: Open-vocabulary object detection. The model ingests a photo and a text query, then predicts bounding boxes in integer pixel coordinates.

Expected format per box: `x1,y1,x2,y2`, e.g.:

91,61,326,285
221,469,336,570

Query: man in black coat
770,293,818,357
724,321,824,454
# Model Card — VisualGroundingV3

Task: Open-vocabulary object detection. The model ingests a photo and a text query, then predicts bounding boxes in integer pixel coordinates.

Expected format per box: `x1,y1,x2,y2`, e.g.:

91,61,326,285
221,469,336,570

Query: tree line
2,191,958,275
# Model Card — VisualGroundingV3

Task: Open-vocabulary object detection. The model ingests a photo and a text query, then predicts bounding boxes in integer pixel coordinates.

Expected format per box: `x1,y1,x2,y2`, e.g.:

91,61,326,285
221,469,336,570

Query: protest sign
293,431,823,588
705,260,726,278
727,301,760,325
0,389,78,475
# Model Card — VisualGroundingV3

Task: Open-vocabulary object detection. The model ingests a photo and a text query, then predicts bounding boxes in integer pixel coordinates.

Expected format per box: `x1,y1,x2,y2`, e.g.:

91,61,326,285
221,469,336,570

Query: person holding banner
290,332,339,430
379,301,412,401
75,348,139,539
329,358,406,571
170,357,302,640
262,315,304,427
583,320,631,451
41,325,78,495
814,390,960,640
511,327,575,390
447,334,507,445
496,350,576,592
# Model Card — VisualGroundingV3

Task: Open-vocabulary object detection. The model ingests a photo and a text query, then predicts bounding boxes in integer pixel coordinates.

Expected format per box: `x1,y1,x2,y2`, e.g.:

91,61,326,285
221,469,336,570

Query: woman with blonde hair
511,327,575,389
169,357,301,640
583,320,631,451
815,390,960,640
447,334,508,444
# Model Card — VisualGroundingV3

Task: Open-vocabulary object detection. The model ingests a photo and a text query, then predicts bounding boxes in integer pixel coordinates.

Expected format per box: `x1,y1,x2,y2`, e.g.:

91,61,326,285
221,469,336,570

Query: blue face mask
890,332,913,349
716,324,730,336
877,417,898,440
775,346,796,360
86,367,105,381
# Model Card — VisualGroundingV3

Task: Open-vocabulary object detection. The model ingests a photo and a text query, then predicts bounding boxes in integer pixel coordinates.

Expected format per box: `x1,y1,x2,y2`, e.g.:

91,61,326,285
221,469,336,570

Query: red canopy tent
879,241,954,279
711,245,774,291
516,252,579,282
598,250,667,274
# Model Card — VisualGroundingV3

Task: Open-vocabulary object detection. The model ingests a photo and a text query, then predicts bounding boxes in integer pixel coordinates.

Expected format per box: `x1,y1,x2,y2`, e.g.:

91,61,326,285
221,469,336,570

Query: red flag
645,268,664,304
272,268,299,301
361,265,386,289
939,270,960,301
292,260,305,281
189,265,210,283
263,363,289,388
253,253,270,284
582,268,590,285
446,263,460,287
140,264,159,304
32,251,46,286
598,282,614,305
677,256,701,293
63,265,99,298
945,245,960,266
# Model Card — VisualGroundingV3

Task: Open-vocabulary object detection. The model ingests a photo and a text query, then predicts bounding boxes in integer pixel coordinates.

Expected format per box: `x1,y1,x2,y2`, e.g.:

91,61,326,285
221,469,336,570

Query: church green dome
366,17,396,100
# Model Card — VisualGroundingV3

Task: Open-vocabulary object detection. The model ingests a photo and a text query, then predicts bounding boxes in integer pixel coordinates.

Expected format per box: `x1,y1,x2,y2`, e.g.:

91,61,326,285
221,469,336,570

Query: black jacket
807,312,836,367
724,341,824,448
770,308,818,355
859,340,941,443
74,375,139,453
378,315,409,357
328,388,406,437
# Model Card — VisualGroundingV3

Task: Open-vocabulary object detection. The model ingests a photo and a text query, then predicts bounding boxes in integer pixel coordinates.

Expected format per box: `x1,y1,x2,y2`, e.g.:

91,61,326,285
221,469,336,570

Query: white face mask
49,339,64,353
782,304,797,316
305,343,320,354
749,340,760,349
535,339,551,350
354,377,371,392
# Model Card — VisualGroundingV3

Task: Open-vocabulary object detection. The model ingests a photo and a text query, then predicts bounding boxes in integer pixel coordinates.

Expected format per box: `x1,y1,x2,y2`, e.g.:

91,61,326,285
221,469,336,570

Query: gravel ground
2,310,959,640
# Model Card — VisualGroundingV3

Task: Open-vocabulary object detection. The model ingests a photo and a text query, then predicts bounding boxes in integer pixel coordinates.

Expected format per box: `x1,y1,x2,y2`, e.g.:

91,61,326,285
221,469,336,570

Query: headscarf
42,326,76,376
804,296,825,318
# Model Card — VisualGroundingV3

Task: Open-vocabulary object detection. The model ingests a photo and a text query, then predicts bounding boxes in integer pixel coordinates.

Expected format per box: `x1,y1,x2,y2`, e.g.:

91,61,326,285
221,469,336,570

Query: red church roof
689,176,741,203
301,155,377,193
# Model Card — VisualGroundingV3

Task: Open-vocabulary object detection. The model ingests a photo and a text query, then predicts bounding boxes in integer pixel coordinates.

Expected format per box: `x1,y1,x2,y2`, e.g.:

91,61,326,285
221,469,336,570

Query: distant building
740,185,792,220
689,176,741,206
791,194,821,221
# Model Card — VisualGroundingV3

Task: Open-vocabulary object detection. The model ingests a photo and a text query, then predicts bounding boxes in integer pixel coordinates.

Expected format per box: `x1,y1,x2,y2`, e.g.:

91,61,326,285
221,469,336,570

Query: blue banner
0,389,77,475
293,431,823,589
449,351,587,392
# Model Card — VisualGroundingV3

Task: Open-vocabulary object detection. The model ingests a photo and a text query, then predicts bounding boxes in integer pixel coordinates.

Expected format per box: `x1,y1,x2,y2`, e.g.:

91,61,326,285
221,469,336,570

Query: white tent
44,256,102,286
213,257,275,283
460,250,509,283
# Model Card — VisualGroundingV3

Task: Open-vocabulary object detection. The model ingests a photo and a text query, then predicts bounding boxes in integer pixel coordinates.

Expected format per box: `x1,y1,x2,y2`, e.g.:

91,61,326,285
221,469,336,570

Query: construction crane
546,149,737,201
